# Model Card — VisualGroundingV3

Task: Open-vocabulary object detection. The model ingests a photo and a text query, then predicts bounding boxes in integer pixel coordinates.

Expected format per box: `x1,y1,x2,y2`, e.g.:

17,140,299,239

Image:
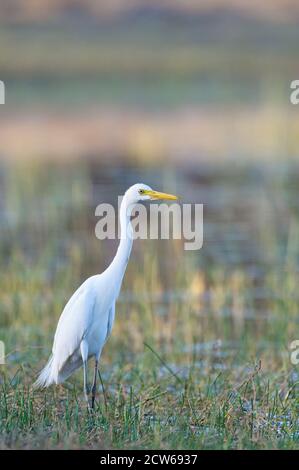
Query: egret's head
125,183,178,205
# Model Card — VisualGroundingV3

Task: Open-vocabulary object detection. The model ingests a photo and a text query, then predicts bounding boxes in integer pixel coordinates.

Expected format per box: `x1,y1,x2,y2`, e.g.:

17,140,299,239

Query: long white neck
106,195,134,288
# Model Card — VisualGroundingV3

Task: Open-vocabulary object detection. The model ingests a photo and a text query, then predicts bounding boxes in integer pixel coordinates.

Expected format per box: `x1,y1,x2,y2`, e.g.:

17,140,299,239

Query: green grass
0,160,298,449
0,359,297,449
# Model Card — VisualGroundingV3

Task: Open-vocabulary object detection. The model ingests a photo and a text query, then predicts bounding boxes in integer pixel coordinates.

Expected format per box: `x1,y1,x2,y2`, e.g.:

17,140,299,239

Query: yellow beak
144,189,178,200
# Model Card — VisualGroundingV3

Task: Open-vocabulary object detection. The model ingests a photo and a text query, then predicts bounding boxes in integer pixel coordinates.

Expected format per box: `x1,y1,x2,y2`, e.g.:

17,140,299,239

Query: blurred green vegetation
0,4,299,449
0,161,298,449
1,15,298,108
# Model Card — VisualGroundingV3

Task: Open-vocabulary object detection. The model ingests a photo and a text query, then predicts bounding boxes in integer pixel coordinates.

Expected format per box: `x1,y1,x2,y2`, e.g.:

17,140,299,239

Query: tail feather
33,355,55,389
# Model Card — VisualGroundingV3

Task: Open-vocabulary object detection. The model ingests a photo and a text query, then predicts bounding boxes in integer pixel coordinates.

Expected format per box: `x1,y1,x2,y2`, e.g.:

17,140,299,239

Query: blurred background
1,2,299,282
0,0,299,448
1,0,299,164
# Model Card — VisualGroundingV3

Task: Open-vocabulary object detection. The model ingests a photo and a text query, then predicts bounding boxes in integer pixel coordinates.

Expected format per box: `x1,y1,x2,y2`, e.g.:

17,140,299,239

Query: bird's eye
139,189,144,195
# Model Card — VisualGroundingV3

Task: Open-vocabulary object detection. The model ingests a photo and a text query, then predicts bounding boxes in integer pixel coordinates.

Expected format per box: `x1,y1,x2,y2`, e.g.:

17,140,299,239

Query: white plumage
34,183,177,408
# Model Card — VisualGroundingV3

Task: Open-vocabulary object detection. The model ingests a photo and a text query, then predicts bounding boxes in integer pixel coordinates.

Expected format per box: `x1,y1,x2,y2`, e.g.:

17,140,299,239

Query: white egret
34,184,178,409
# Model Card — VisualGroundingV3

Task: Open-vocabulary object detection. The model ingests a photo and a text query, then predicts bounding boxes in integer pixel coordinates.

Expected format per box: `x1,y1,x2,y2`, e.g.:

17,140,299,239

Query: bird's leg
91,359,98,410
98,369,108,411
82,359,90,409
80,340,91,410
